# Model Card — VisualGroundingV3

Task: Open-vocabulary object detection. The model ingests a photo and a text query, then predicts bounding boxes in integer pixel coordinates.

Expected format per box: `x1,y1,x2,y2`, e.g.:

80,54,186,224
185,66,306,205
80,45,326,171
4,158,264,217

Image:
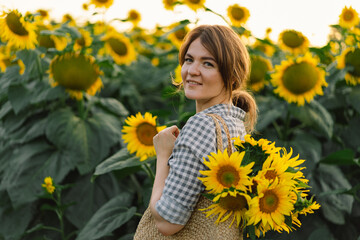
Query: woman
135,24,257,238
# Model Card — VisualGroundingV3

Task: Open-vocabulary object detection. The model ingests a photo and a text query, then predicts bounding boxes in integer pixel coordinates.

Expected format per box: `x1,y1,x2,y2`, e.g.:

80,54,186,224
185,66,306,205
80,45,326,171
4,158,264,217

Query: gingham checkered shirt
155,104,246,225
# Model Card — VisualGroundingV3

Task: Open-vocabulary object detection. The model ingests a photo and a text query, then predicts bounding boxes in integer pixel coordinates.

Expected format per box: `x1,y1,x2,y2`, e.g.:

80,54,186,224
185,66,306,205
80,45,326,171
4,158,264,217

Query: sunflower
0,10,37,49
256,154,297,188
127,9,141,26
0,45,12,72
163,0,177,11
62,14,76,26
167,23,189,49
297,200,321,216
74,28,93,52
253,40,276,57
271,52,328,106
278,30,309,55
336,45,360,85
151,57,160,66
122,112,166,161
227,4,250,27
201,190,251,227
49,52,103,100
101,31,136,65
339,6,359,29
35,9,50,22
37,24,68,51
247,179,294,229
199,150,254,194
0,46,25,74
172,64,182,85
93,21,109,35
90,0,114,9
82,3,89,11
183,0,206,12
42,176,55,194
248,55,272,92
233,135,281,173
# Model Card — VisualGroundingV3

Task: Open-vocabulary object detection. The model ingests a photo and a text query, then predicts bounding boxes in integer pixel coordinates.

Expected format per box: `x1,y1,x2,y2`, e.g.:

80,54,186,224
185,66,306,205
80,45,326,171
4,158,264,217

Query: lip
186,79,202,85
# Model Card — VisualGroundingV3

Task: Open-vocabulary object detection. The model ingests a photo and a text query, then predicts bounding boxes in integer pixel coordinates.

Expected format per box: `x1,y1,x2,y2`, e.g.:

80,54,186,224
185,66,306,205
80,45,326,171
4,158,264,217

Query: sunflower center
96,0,110,3
250,58,269,84
219,194,248,211
189,0,201,3
5,12,29,36
39,35,56,48
259,190,279,213
345,48,360,77
217,165,240,187
129,11,139,20
76,37,86,47
282,31,304,48
136,123,157,146
282,62,319,94
38,10,48,17
108,38,128,56
231,7,244,20
264,169,277,181
343,10,354,21
175,29,187,41
51,54,99,91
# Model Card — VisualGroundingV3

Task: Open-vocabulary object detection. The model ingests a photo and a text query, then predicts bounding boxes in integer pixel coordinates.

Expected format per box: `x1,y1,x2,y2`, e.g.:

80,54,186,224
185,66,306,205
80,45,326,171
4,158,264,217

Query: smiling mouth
186,80,202,85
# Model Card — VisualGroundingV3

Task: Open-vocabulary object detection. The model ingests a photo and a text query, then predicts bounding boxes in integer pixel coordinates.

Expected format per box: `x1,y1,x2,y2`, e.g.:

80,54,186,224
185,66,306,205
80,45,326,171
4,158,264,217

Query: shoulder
173,113,216,159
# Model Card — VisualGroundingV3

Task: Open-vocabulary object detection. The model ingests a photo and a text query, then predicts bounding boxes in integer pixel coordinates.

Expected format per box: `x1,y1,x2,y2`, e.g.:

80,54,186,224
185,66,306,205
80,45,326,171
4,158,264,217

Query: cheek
181,66,187,81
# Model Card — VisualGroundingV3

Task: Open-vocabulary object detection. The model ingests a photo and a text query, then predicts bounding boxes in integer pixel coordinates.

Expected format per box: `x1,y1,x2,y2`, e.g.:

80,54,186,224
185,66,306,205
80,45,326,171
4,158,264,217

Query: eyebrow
185,53,216,62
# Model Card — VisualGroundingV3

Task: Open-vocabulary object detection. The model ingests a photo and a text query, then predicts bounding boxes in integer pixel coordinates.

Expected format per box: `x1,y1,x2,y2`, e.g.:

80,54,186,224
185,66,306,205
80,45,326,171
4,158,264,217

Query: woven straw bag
134,113,243,240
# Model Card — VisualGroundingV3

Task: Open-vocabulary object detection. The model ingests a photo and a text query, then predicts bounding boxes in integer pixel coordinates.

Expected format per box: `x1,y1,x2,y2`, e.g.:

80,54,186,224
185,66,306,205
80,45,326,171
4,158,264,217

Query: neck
195,99,232,113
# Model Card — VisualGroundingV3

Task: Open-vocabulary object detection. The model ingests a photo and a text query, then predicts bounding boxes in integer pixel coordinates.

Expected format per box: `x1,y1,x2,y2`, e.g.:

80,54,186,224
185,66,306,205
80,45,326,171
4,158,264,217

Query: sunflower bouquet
198,134,320,239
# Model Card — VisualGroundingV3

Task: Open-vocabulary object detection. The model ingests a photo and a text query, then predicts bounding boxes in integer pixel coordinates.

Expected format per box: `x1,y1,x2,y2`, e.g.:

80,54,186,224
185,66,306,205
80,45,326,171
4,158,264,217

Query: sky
1,0,360,47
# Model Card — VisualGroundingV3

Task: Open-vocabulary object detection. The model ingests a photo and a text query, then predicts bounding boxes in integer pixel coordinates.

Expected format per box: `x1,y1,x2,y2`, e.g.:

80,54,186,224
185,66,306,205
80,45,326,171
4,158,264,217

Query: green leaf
308,227,336,240
0,142,76,207
255,96,286,131
289,100,333,139
95,97,129,117
76,195,136,240
320,149,358,165
31,84,66,104
45,108,121,174
349,86,360,114
63,174,130,229
288,132,322,174
16,49,41,80
0,195,33,240
94,148,141,176
0,101,12,119
340,117,360,152
7,84,32,114
311,164,354,225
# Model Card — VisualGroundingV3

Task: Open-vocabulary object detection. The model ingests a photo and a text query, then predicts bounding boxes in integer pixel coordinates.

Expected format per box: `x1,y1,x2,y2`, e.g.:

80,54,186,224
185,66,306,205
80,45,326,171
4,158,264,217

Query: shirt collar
199,103,246,120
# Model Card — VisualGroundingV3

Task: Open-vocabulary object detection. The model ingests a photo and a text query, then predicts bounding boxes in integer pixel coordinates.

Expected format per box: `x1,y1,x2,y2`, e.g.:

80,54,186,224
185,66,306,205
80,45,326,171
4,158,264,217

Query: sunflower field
0,0,359,239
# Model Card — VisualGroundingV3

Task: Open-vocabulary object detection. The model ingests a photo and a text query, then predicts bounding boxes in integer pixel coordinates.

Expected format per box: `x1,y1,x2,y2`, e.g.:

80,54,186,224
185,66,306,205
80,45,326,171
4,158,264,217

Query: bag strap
205,113,233,156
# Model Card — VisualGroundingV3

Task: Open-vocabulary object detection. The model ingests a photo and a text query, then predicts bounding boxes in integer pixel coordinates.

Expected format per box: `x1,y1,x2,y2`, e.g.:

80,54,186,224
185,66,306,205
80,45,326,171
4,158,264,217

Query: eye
184,57,193,63
204,61,214,67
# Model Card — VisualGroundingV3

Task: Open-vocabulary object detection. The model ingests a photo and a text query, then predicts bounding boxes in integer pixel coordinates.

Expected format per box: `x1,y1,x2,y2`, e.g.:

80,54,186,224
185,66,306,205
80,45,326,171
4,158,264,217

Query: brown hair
179,25,257,133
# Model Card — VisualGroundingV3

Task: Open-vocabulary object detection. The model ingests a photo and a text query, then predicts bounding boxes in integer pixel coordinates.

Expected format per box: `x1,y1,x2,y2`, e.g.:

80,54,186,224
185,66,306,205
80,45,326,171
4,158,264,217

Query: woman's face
181,38,229,111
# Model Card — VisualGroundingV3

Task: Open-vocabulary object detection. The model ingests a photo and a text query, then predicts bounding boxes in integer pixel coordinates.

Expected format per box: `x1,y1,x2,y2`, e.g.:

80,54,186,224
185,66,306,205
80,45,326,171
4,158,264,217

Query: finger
170,125,180,138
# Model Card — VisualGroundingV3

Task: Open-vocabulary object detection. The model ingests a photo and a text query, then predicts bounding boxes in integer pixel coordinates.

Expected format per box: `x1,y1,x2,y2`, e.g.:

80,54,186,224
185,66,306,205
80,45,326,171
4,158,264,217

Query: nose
188,62,200,76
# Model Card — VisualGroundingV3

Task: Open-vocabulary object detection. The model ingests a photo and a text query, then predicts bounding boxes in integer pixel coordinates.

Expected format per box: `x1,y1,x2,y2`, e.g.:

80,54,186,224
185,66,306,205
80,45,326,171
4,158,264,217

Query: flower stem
77,99,85,119
204,7,232,27
142,163,155,182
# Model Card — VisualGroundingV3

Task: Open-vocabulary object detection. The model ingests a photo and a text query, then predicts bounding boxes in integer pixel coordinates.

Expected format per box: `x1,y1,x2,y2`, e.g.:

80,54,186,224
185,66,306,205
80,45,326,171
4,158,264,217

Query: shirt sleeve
155,113,216,225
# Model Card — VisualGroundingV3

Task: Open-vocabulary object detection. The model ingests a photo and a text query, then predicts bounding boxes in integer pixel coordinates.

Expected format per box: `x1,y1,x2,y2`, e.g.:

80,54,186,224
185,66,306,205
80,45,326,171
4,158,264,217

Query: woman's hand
153,125,180,160
150,125,184,236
